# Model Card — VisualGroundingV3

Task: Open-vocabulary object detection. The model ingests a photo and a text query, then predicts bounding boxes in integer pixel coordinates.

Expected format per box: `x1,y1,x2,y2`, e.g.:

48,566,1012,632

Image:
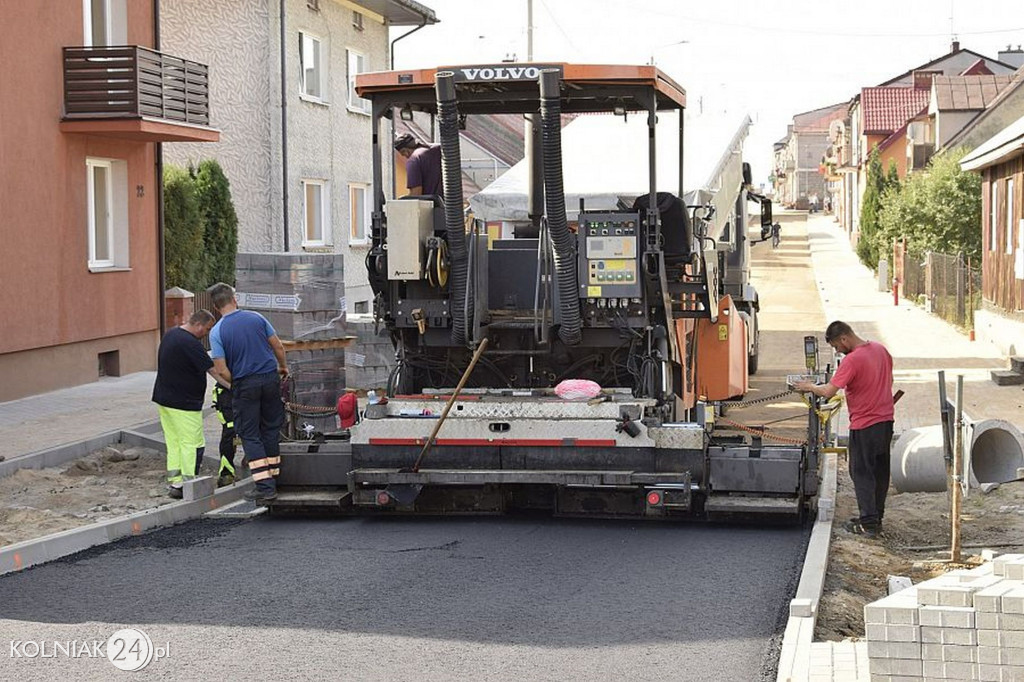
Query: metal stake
950,374,964,563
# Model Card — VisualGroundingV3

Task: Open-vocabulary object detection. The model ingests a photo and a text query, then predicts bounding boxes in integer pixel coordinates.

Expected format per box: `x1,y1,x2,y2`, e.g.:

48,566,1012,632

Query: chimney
998,45,1024,68
951,40,960,53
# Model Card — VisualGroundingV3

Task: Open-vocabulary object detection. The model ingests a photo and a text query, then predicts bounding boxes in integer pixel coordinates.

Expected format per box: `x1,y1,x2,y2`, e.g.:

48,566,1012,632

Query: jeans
233,371,284,493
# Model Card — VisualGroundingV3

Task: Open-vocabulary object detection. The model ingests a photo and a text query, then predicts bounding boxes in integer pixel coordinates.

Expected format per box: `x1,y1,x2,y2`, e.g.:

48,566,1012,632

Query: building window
352,11,364,31
990,181,999,252
347,50,370,114
354,300,369,314
349,183,370,243
302,180,329,246
86,157,129,270
1007,178,1015,256
82,0,126,46
299,32,324,101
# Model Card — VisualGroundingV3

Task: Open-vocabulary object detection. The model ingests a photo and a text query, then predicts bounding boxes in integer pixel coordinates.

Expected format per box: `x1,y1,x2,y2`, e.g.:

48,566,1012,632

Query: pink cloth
554,379,602,400
830,341,894,430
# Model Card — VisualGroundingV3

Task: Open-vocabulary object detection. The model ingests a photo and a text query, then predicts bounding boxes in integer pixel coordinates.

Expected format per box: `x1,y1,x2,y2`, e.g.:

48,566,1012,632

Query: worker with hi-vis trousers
152,310,226,499
211,382,241,487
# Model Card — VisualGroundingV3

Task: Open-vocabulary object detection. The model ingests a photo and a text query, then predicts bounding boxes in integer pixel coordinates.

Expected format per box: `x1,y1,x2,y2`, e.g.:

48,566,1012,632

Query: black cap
394,133,416,151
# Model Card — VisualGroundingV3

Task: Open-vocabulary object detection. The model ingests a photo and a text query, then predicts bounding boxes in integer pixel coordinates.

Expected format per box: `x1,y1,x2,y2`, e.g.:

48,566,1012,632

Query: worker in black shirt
151,310,226,498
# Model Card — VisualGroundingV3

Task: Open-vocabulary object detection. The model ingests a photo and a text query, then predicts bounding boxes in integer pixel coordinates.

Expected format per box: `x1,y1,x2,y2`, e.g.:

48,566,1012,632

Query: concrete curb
777,451,838,682
0,418,164,480
0,479,254,576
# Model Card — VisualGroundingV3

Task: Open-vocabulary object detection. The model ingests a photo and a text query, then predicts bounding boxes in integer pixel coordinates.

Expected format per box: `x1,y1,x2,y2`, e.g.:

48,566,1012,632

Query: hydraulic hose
435,71,469,345
538,69,581,346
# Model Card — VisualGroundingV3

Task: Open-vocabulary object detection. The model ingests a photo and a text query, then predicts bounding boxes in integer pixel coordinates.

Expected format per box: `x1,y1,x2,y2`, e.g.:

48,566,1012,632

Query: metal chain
716,416,809,446
728,389,797,409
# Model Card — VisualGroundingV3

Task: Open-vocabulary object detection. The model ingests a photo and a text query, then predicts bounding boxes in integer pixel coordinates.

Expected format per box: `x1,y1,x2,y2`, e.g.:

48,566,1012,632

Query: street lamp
649,39,689,66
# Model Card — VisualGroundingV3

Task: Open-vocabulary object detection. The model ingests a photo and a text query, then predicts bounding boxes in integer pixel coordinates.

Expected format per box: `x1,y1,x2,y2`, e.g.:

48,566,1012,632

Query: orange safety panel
677,295,748,402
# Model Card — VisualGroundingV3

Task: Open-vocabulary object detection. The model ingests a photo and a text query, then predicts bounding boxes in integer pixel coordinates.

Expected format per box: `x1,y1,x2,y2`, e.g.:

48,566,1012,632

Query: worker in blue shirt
207,282,289,504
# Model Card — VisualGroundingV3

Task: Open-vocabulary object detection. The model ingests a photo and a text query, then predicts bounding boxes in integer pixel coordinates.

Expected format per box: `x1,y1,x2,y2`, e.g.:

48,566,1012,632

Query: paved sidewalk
0,372,224,463
805,213,1023,433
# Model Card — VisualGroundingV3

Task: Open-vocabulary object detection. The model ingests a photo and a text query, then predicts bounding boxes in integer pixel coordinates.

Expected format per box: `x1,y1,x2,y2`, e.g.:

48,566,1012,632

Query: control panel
577,211,645,327
578,211,642,298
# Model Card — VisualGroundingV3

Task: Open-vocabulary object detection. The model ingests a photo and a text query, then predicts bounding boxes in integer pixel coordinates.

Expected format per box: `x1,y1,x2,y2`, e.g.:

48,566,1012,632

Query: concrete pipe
891,419,1024,493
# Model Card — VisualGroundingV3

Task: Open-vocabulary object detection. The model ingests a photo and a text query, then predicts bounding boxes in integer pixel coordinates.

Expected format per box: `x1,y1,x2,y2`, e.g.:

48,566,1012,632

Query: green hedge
163,159,238,291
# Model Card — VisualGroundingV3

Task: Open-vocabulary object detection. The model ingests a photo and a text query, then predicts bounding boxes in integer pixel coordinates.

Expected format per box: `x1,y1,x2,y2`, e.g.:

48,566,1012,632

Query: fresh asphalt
0,514,808,680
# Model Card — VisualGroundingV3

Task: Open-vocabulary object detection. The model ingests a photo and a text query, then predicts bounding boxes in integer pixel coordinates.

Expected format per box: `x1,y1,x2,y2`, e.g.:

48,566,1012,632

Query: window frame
87,158,115,269
83,0,111,46
301,179,330,247
348,183,370,245
347,49,371,115
299,31,326,102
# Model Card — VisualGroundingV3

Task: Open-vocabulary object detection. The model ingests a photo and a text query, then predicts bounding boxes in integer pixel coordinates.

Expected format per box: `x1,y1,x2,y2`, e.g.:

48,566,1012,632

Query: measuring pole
950,374,964,563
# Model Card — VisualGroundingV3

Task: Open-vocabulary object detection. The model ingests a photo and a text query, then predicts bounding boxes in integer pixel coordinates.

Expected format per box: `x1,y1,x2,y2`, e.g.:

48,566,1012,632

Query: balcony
60,46,219,143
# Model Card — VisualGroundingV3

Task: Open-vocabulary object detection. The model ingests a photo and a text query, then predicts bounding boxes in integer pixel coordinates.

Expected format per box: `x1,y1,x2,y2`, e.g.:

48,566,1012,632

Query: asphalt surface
0,515,808,681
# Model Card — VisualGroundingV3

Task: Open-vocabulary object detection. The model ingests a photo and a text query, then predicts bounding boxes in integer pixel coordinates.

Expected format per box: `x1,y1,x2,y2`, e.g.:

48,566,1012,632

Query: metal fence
899,249,981,329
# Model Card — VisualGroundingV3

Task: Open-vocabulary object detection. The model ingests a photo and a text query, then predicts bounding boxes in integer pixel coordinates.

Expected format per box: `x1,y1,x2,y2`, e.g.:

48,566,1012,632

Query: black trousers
848,420,894,525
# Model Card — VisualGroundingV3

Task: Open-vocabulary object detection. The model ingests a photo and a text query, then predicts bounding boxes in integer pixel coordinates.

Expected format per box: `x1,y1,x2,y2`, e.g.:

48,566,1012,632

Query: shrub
163,164,204,292
193,160,238,286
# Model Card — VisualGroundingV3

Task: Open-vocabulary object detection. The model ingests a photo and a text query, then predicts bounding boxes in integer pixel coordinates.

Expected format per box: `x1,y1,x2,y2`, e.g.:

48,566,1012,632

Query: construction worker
152,309,226,498
211,382,239,487
207,282,288,505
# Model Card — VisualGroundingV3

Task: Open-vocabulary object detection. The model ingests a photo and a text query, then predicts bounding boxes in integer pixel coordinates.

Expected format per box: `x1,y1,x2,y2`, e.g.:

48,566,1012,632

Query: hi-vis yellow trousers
157,406,205,485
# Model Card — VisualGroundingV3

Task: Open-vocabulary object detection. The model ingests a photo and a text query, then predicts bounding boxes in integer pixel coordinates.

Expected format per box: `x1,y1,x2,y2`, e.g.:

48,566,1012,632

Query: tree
163,164,205,292
857,148,885,267
885,160,900,194
193,160,238,286
877,148,981,261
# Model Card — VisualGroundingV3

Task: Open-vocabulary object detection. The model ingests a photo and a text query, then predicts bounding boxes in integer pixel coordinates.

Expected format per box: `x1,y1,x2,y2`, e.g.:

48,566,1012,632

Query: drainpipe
154,0,165,338
280,0,289,251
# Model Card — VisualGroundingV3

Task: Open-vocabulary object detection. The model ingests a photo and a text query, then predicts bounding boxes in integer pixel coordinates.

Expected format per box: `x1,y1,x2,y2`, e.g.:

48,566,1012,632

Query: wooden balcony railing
63,46,210,127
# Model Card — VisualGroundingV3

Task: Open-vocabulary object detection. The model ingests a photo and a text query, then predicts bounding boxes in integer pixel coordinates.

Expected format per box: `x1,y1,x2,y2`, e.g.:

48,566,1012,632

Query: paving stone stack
234,253,347,342
235,253,347,432
344,314,397,391
865,554,1024,681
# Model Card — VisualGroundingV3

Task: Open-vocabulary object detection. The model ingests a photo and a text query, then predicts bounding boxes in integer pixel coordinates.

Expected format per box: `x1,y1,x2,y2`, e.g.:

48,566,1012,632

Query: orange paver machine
271,63,818,520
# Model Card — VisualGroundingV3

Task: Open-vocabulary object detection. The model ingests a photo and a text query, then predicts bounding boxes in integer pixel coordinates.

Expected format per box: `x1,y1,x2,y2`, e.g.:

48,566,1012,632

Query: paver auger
269,63,821,520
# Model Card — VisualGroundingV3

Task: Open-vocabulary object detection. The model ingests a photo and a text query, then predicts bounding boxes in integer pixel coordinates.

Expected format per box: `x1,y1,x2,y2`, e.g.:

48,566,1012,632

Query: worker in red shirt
796,321,895,538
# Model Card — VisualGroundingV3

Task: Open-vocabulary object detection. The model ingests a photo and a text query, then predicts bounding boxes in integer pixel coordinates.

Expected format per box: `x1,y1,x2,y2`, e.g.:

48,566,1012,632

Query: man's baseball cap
394,133,416,151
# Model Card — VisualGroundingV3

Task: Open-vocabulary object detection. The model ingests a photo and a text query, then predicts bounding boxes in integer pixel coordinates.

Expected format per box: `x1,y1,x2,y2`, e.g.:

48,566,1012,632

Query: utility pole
527,0,533,61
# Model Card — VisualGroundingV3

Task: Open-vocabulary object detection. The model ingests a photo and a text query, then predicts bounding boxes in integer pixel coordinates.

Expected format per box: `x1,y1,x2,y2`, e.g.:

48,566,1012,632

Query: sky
390,0,1024,186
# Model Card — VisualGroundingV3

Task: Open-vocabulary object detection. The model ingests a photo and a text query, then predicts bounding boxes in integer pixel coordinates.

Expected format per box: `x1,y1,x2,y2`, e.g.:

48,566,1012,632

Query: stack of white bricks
865,554,1024,682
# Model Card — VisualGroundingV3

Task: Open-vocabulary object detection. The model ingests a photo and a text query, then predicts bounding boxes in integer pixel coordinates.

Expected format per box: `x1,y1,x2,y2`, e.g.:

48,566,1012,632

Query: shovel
384,338,490,505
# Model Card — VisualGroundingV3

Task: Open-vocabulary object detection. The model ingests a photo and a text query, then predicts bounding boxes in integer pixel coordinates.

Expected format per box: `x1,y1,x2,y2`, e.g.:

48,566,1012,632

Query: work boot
244,488,278,505
167,485,183,500
842,519,879,538
217,472,236,488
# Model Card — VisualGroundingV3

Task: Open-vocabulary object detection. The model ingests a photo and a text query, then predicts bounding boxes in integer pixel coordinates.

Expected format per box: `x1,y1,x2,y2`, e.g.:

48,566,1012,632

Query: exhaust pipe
435,72,470,345
538,68,581,346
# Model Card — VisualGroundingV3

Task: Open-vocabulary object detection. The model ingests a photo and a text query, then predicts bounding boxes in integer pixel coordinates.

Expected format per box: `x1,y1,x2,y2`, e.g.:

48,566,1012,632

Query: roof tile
861,87,931,134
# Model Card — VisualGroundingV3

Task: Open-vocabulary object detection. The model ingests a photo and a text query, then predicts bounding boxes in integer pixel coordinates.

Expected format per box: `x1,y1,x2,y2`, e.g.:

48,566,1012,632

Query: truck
269,63,818,520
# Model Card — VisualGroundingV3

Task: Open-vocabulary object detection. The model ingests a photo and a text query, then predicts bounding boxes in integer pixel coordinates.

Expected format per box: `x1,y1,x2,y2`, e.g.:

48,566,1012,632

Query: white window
83,0,126,46
302,180,330,246
86,157,129,270
990,181,999,252
1007,178,1016,256
347,50,370,114
349,184,370,243
299,32,324,100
